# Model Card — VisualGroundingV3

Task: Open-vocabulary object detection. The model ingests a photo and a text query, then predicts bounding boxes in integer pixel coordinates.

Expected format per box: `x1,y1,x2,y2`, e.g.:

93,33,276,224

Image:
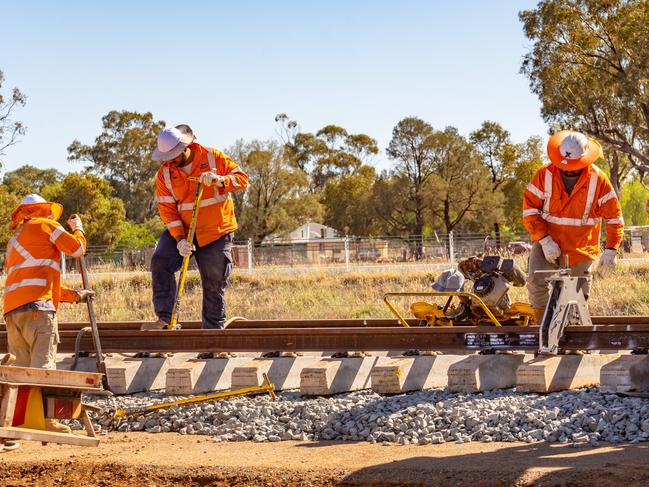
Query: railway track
2,318,649,353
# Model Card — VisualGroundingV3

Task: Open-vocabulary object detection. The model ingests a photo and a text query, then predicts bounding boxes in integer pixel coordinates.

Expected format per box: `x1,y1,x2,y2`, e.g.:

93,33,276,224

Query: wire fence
4,227,648,275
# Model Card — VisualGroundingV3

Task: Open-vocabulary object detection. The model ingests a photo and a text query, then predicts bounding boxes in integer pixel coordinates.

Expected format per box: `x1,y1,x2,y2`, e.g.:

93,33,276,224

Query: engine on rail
410,255,534,326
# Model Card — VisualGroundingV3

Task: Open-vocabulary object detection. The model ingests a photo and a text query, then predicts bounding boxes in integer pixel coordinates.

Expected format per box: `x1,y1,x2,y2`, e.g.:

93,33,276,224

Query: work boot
0,353,16,366
140,319,169,331
45,419,72,434
533,309,545,326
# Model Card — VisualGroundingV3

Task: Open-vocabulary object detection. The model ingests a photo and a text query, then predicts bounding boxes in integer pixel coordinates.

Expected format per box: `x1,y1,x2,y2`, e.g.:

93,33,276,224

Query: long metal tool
77,253,110,391
113,372,275,420
169,181,204,330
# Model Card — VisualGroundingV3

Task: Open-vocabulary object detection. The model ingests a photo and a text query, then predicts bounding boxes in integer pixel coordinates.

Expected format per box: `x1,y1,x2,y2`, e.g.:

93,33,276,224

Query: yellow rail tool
113,373,276,420
168,180,204,330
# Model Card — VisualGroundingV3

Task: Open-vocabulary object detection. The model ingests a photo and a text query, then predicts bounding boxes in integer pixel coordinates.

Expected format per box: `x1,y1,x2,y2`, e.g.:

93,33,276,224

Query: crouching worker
523,131,624,325
2,194,92,434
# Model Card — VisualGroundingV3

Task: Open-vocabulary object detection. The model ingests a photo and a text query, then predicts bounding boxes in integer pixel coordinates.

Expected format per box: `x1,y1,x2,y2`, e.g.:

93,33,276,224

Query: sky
0,0,546,175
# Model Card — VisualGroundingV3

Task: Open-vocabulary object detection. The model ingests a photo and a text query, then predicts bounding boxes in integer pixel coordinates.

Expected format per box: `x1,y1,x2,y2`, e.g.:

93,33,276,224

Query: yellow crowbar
113,373,276,420
168,179,204,330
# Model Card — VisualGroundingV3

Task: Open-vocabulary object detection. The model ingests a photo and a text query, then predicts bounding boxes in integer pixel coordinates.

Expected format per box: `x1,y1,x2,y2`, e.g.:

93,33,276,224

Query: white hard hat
151,125,196,162
20,194,48,205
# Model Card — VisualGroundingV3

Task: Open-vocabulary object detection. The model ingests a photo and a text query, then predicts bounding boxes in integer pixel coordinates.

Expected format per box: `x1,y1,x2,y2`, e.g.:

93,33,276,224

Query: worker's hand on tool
67,214,84,233
199,170,226,187
75,289,95,303
176,238,195,257
539,235,561,264
597,248,617,276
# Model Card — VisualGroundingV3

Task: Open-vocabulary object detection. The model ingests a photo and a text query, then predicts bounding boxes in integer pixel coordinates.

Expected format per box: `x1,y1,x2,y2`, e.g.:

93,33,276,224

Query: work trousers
526,242,593,310
151,230,233,329
5,309,59,369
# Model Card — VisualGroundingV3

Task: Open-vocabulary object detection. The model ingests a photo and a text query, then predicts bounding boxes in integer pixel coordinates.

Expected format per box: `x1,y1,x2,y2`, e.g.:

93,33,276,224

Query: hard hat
431,269,465,292
547,130,603,171
151,124,196,162
11,194,63,228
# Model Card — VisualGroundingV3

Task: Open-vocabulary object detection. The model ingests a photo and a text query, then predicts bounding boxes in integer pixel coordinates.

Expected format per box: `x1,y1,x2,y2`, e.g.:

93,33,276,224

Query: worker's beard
562,169,583,178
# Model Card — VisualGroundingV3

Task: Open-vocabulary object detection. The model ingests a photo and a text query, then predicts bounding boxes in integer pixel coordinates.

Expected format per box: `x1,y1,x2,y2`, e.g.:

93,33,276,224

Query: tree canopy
520,0,649,187
67,110,165,222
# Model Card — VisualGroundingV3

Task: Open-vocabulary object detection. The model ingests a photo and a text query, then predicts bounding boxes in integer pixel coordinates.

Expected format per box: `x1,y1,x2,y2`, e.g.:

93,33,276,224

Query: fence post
344,236,350,271
247,238,253,274
61,252,66,278
448,231,455,265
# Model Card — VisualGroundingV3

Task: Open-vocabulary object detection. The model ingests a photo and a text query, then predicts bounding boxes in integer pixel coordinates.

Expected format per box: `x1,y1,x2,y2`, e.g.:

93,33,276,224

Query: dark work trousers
151,230,233,329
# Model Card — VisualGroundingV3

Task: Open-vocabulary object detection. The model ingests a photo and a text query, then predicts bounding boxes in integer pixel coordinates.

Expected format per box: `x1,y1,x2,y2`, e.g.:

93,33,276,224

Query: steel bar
2,315,647,333
0,318,418,332
3,325,649,353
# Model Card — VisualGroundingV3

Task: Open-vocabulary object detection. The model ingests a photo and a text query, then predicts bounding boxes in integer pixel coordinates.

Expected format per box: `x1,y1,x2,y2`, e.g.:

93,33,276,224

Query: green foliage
228,139,323,243
3,165,63,197
42,173,126,248
115,219,161,249
500,136,546,231
470,121,518,191
67,110,165,222
0,69,27,168
520,0,649,182
620,179,649,227
278,114,379,190
0,185,21,248
321,165,379,236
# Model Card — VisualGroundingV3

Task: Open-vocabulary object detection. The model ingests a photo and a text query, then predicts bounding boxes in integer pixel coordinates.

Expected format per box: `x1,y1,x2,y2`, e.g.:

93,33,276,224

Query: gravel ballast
82,388,649,446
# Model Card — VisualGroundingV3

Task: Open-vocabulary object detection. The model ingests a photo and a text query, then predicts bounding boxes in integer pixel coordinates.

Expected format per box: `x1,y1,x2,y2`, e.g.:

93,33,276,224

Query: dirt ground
2,433,649,486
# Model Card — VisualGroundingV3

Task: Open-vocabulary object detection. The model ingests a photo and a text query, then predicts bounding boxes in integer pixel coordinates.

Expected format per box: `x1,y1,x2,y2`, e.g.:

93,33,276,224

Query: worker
146,124,248,344
3,194,92,435
523,130,624,325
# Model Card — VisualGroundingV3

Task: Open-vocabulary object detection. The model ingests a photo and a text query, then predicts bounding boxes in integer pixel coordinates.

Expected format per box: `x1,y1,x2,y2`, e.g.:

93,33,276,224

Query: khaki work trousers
526,243,593,310
5,309,59,369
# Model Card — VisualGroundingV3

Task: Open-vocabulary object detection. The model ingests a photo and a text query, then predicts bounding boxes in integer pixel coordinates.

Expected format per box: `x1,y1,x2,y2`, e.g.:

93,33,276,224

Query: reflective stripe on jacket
155,143,248,246
3,217,87,315
523,164,623,265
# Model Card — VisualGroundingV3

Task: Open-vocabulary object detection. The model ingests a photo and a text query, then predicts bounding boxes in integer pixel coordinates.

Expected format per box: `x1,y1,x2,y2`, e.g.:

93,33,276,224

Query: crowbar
168,181,204,329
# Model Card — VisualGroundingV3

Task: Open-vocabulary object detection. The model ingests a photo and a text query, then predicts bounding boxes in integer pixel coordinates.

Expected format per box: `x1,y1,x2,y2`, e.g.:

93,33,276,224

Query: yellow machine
385,256,534,327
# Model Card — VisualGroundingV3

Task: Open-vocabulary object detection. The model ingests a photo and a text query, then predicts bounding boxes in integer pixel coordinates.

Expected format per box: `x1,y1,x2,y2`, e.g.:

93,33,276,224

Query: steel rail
3,325,649,353
2,316,648,333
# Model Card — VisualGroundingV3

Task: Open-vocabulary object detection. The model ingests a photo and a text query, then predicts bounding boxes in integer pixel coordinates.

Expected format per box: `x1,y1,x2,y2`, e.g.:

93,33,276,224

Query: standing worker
523,130,624,324
146,124,248,337
3,194,92,434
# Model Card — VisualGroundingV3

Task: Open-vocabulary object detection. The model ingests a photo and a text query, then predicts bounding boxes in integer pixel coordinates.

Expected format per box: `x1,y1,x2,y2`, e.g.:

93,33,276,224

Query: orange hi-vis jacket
4,218,87,315
156,143,248,246
523,164,624,266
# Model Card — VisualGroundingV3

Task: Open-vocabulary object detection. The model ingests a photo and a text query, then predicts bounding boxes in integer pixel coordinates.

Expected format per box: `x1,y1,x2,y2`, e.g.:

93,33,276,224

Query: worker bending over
146,124,248,337
3,194,91,434
523,130,624,324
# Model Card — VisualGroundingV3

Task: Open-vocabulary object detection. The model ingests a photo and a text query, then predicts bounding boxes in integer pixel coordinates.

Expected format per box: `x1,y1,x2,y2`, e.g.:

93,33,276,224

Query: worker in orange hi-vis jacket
523,130,624,325
146,124,248,347
3,194,93,435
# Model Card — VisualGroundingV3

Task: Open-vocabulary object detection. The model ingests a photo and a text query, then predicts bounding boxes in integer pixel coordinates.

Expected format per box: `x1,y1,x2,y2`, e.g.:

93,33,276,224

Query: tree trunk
609,150,621,198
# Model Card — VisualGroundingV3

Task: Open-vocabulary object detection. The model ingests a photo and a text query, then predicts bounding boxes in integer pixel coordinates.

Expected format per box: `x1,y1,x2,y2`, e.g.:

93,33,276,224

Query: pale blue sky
1,0,545,174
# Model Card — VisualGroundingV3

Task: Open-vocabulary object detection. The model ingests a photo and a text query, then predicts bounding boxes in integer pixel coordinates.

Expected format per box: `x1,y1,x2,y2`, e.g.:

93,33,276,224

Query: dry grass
2,263,649,323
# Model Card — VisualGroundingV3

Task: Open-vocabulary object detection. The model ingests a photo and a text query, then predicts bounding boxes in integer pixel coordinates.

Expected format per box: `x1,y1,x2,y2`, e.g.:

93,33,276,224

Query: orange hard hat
10,194,63,229
547,130,603,171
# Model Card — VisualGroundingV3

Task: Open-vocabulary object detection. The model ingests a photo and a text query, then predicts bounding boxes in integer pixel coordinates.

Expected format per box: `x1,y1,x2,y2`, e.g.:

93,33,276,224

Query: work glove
176,238,195,257
597,249,617,276
67,214,84,234
539,235,561,264
199,170,226,187
75,289,95,303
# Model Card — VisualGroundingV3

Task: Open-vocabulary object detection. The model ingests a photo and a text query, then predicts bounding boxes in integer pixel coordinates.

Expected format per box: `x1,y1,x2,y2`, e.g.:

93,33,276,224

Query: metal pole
449,231,455,265
77,254,109,391
247,238,253,274
344,236,350,271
